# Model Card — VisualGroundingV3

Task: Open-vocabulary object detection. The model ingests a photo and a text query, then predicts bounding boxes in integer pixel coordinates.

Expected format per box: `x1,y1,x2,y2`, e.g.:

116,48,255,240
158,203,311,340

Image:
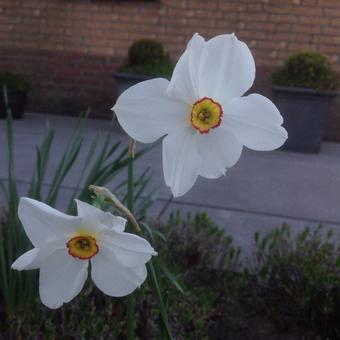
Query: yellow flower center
67,235,99,260
190,97,223,134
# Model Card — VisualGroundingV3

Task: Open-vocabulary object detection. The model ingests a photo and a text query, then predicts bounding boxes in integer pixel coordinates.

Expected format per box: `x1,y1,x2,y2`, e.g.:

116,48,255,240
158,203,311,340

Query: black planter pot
0,89,28,119
113,72,153,97
273,85,337,154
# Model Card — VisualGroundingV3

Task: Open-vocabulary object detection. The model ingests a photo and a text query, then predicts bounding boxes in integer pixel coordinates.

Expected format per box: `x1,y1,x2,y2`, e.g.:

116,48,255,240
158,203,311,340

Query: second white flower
12,198,156,309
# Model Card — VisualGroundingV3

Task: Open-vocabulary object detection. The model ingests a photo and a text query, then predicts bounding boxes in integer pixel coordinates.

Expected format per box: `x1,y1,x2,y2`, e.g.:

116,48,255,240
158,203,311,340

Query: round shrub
119,39,173,78
128,39,165,66
0,72,31,92
272,51,338,90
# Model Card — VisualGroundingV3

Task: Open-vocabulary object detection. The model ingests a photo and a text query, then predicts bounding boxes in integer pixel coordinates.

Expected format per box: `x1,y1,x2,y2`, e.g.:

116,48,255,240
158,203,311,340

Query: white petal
12,249,40,270
100,228,156,267
224,94,288,151
198,34,255,102
112,78,188,143
167,33,205,104
75,199,116,233
12,238,66,271
111,216,127,232
18,198,81,247
39,249,88,309
195,127,243,179
133,265,147,284
91,247,147,297
162,127,200,197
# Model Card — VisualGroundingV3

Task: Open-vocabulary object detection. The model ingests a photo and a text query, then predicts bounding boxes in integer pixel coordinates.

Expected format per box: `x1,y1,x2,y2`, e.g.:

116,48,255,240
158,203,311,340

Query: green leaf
147,260,173,340
157,259,185,295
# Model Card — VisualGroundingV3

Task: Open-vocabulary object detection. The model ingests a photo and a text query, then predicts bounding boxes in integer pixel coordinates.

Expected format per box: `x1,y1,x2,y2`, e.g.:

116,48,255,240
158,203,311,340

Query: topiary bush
128,39,165,66
118,39,173,78
272,51,339,90
0,72,31,92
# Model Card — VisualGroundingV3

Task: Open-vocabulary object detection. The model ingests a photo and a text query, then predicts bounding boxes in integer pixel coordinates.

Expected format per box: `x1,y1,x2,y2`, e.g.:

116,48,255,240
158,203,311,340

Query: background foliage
118,39,173,78
272,51,339,90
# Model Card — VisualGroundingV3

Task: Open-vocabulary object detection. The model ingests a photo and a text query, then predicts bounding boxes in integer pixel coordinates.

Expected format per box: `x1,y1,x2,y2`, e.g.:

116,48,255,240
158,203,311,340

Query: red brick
270,14,298,24
330,18,340,27
295,6,323,15
324,8,340,17
313,35,340,44
299,16,329,25
268,32,296,42
277,23,292,32
295,33,313,42
242,13,269,22
303,0,317,4
291,24,321,34
322,26,340,35
246,22,276,31
266,5,294,14
188,1,217,10
218,3,247,11
319,44,340,54
318,0,340,7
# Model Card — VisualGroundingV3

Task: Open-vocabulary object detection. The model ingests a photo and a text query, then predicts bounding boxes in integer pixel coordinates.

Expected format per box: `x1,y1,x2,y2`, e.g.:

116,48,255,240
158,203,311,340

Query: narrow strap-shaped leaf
67,134,100,213
147,260,173,340
157,259,185,295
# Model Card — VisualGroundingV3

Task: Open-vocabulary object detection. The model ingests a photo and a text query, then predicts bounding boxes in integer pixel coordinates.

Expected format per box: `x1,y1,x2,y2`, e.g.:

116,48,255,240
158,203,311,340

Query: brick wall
0,0,340,138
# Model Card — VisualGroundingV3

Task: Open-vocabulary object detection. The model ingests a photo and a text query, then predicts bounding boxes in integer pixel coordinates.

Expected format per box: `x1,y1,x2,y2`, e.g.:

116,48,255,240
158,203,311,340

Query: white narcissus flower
113,33,288,197
11,197,156,309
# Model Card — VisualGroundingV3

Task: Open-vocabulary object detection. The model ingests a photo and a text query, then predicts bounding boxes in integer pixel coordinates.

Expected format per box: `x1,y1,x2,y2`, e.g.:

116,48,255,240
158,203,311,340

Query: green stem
127,294,135,339
4,85,19,312
147,261,173,339
127,144,135,340
127,151,134,214
125,139,172,339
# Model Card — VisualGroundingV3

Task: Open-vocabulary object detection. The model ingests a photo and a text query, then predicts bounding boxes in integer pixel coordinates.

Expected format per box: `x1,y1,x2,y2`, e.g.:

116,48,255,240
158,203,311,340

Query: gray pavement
1,113,340,260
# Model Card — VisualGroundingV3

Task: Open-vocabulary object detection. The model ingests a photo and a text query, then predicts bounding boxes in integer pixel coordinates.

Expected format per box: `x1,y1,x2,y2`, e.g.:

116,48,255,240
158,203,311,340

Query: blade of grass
140,222,166,243
4,87,18,310
147,260,173,339
157,259,185,295
66,134,100,213
127,145,135,340
28,128,55,199
46,136,82,206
